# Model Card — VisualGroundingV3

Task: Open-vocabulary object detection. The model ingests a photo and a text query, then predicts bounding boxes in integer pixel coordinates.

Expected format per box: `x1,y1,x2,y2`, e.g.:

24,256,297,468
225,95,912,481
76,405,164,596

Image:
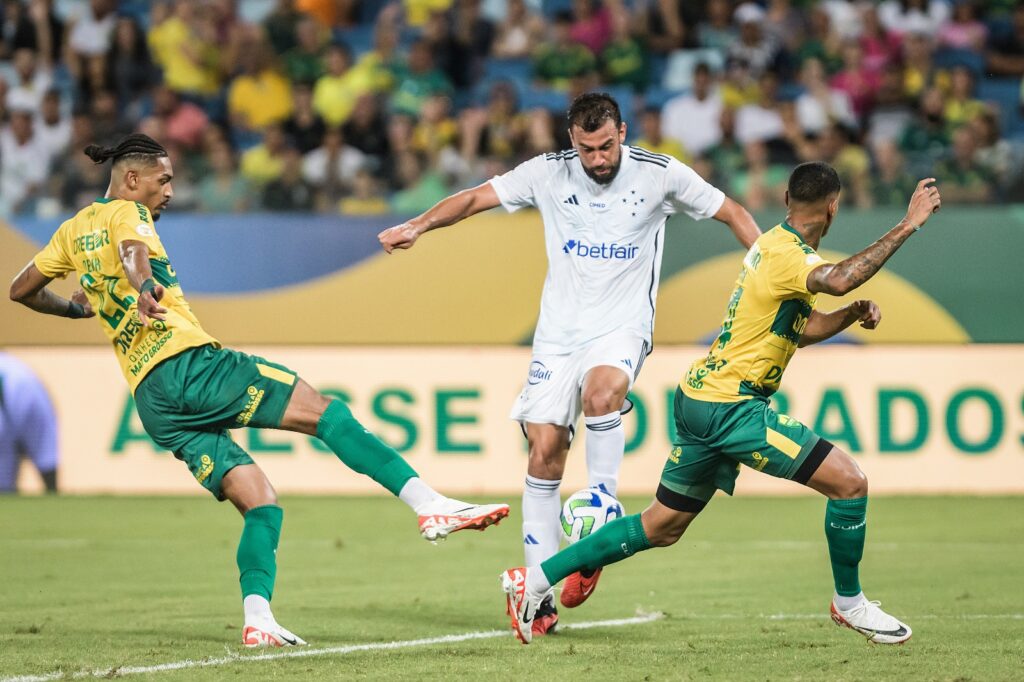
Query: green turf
1,495,1022,681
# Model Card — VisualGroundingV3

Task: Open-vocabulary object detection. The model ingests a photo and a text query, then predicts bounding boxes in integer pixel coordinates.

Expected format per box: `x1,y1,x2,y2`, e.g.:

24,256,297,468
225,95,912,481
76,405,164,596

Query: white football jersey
489,145,725,354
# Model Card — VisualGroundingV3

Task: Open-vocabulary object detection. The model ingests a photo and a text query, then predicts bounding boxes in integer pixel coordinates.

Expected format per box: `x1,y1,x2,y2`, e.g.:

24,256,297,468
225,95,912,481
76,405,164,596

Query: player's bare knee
839,468,868,499
641,511,687,547
527,448,566,480
582,389,622,416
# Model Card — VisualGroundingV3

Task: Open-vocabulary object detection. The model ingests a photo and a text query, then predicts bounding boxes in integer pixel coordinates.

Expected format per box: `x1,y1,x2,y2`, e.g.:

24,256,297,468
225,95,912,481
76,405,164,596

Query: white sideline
2,613,664,682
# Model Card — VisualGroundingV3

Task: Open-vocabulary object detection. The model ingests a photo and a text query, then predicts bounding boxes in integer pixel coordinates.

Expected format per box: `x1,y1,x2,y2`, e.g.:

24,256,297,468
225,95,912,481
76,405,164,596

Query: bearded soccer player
501,162,943,645
9,134,509,647
378,93,760,634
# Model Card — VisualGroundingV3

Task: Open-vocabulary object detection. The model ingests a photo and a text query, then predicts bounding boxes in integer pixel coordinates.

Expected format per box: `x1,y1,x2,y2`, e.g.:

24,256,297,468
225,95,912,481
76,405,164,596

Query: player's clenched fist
378,222,422,253
849,299,881,329
905,178,941,228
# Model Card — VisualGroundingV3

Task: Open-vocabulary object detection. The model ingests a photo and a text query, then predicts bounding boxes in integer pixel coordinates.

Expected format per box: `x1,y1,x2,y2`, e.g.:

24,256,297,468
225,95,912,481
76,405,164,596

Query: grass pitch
1,495,1022,681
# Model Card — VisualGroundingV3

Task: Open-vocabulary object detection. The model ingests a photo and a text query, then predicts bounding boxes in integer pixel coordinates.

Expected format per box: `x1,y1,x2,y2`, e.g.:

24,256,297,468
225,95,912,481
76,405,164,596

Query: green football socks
540,513,651,586
824,496,867,597
237,505,283,600
317,400,417,496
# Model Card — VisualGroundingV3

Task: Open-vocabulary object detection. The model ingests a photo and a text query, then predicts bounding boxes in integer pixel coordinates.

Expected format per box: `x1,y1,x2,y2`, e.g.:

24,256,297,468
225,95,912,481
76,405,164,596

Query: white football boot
242,621,308,648
418,501,510,541
830,596,912,644
500,567,551,645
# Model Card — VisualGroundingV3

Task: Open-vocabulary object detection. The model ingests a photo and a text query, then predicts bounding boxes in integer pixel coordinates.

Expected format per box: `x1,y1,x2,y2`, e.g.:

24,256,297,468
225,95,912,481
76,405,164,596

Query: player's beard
583,157,622,185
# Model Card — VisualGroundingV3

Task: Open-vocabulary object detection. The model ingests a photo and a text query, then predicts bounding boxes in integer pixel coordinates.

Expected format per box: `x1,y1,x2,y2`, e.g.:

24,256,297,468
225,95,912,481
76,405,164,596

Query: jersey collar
95,197,113,204
780,220,807,244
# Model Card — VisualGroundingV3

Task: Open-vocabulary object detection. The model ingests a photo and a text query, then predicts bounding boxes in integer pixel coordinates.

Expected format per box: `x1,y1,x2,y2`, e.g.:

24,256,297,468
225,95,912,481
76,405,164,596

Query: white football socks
834,591,866,611
522,475,562,567
243,594,275,628
398,477,443,514
584,412,624,495
527,566,553,595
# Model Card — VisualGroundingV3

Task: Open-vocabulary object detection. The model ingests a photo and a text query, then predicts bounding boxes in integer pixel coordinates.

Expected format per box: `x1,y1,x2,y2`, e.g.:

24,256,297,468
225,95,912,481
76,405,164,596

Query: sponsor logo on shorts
195,454,214,483
527,361,552,385
236,385,265,425
751,451,769,472
562,239,639,260
668,446,681,464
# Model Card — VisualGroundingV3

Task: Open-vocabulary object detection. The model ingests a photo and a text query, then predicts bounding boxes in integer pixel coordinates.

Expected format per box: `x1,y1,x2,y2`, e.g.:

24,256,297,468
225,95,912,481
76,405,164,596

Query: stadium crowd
0,0,1022,217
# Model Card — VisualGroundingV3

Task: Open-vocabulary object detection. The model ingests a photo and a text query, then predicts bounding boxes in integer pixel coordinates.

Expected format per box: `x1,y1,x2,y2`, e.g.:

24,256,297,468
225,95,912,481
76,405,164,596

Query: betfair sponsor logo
236,386,265,425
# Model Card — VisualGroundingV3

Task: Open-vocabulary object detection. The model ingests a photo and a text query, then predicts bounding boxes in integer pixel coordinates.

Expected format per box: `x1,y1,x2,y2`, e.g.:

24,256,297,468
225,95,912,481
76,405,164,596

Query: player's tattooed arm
799,301,880,347
713,196,761,249
9,262,94,319
378,182,502,253
807,179,941,296
118,239,166,325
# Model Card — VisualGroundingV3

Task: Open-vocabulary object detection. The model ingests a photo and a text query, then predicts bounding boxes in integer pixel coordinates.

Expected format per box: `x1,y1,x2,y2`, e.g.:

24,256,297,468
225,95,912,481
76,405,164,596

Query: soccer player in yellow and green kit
502,162,943,645
9,134,510,648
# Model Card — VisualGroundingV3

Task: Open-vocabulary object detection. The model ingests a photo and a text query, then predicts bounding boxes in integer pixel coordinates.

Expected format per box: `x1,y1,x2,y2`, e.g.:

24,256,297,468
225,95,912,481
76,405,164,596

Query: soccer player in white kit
379,93,760,634
0,352,59,493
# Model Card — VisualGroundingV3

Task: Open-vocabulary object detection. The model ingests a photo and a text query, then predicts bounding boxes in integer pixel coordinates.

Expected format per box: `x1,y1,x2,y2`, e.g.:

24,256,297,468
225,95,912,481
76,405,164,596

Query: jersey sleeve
489,154,548,213
767,241,831,298
661,157,725,220
109,201,162,252
32,225,74,279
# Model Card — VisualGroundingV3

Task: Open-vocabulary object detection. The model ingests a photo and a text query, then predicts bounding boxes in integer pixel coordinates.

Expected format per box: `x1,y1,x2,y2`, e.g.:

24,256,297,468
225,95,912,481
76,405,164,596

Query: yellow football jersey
33,198,219,391
683,223,832,402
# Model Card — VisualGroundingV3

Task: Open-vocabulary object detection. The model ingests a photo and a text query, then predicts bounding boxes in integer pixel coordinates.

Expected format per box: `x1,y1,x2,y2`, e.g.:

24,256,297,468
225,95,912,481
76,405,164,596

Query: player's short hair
787,161,841,203
567,92,622,133
84,133,168,167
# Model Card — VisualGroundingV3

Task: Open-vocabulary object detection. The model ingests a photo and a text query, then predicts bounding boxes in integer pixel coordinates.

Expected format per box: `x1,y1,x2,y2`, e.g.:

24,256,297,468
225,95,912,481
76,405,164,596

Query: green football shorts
657,388,832,511
134,345,298,500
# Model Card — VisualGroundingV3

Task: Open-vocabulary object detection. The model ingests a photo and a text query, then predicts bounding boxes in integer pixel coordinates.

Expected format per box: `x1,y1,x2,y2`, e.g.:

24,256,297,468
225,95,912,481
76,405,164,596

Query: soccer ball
560,486,624,545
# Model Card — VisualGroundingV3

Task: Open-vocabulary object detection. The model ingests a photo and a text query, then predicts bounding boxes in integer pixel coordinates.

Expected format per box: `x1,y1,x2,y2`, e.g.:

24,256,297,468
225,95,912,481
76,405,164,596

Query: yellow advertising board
11,345,1024,496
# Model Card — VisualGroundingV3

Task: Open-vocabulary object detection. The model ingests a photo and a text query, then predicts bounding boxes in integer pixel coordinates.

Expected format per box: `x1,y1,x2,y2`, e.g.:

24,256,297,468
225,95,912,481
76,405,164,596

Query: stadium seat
484,58,534,85
933,48,985,76
335,25,376,57
977,78,1024,138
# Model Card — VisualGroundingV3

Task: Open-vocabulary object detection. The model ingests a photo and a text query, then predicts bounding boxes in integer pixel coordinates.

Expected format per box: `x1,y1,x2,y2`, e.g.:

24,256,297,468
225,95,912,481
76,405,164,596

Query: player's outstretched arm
713,196,761,249
807,178,941,296
799,300,881,347
118,239,166,326
9,262,94,319
377,182,502,253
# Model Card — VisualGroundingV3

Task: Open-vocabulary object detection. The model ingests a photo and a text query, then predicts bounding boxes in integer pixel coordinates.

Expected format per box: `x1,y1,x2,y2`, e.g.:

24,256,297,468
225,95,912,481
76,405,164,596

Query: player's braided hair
84,134,168,167
567,92,622,132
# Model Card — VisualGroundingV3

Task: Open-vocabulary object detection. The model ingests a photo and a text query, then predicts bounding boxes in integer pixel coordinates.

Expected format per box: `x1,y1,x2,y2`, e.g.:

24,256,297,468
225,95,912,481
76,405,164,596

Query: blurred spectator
351,14,403,93
733,139,789,210
866,63,915,146
523,108,560,156
639,0,689,54
662,62,723,156
198,142,252,212
570,0,612,56
735,71,786,146
934,125,994,203
390,151,450,214
105,15,156,116
795,57,856,135
0,107,49,215
339,168,390,215
240,124,290,186
342,93,390,168
969,109,1016,198
938,0,987,51
899,86,951,169
763,0,805,52
858,3,902,74
0,352,59,494
830,40,882,121
633,106,690,162
697,0,738,53
902,30,948,99
411,95,458,159
7,47,52,112
263,0,301,54
302,127,367,201
405,0,454,28
228,36,294,134
283,83,327,154
146,85,209,151
148,0,222,97
263,148,316,211
986,5,1024,76
819,123,872,208
870,140,917,206
298,0,356,28
795,5,843,74
702,107,747,191
284,15,328,85
313,42,372,126
878,0,950,37
34,89,69,161
601,4,647,92
438,0,495,89
532,11,598,91
944,66,986,128
58,113,106,209
66,0,116,95
719,56,760,109
728,3,781,77
89,89,130,147
458,81,527,169
492,0,544,59
0,0,63,63
390,39,453,116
